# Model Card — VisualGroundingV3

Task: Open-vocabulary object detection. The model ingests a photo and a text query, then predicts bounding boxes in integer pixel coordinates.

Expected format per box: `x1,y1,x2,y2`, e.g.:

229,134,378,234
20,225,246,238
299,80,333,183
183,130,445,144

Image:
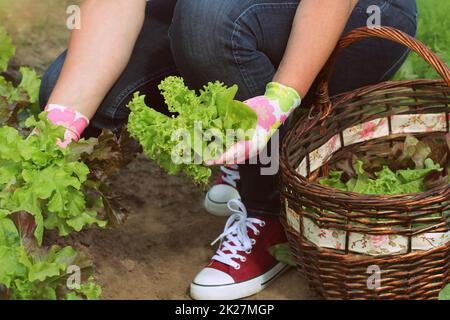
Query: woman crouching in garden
39,0,417,300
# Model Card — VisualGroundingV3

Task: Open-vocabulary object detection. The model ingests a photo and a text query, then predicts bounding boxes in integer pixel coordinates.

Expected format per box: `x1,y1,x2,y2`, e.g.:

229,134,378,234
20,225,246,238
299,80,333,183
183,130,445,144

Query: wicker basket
280,27,450,300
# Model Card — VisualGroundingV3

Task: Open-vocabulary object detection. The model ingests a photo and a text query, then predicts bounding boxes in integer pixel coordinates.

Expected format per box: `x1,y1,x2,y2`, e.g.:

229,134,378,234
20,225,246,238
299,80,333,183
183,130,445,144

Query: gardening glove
45,104,89,148
206,82,301,165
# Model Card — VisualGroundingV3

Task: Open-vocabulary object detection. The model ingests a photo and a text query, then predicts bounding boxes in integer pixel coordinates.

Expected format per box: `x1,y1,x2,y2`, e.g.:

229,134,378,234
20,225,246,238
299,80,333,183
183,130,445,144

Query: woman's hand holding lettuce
127,76,258,184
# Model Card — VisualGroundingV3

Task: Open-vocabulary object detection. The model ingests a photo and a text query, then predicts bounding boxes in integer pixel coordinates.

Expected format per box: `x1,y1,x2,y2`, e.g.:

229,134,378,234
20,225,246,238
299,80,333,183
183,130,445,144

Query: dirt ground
0,0,316,300
77,158,316,300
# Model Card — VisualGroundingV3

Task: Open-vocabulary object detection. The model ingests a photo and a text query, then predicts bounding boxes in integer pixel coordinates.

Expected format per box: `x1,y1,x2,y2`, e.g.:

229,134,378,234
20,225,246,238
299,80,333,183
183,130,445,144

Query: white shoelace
220,165,240,188
211,199,265,270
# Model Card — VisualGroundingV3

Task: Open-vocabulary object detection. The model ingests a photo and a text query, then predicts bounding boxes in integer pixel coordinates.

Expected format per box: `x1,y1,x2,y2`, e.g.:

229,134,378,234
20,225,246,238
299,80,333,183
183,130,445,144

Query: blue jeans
40,0,418,215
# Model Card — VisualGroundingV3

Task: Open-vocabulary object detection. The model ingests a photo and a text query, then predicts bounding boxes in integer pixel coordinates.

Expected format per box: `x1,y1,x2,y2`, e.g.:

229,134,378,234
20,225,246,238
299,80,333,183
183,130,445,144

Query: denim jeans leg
39,0,179,137
170,0,300,100
170,0,418,216
170,0,301,215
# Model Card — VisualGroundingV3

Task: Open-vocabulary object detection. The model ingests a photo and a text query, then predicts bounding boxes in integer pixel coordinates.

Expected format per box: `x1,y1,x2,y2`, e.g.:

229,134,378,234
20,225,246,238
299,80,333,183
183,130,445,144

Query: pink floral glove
45,104,90,148
206,82,301,165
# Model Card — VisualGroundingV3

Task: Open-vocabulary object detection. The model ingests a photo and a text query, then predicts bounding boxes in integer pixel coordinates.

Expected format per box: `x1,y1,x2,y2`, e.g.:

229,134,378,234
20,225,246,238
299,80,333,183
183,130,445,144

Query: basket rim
281,78,450,206
331,79,448,106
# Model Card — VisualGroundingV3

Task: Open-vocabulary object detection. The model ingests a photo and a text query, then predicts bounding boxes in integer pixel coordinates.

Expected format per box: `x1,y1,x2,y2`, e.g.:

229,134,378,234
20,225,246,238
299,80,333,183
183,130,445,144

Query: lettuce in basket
320,135,448,195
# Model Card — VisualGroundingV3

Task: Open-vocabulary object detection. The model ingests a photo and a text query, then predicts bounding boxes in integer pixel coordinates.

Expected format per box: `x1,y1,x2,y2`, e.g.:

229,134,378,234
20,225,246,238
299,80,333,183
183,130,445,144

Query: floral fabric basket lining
290,112,450,256
280,26,450,300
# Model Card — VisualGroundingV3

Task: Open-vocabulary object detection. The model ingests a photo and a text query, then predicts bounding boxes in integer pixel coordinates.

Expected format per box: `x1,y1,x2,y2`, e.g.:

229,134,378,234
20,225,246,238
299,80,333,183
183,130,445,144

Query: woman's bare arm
273,0,358,97
48,0,146,118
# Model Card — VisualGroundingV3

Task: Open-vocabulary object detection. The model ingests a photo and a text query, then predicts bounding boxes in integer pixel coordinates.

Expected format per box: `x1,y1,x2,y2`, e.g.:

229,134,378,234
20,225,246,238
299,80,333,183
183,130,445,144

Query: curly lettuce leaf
0,28,41,132
1,70,42,134
17,67,41,104
0,26,15,73
0,216,102,300
0,236,100,299
128,93,212,184
128,76,257,184
440,284,450,300
65,277,102,300
321,135,448,195
269,243,296,267
321,159,442,195
0,113,106,244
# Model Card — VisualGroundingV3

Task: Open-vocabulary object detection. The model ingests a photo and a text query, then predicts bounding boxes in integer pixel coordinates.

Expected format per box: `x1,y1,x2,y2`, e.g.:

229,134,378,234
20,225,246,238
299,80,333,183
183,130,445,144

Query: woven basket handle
313,26,450,120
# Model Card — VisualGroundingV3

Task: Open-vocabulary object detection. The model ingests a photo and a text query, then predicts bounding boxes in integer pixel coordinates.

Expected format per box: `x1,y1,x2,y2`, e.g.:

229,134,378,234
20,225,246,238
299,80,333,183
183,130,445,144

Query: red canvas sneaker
204,165,241,216
191,199,289,300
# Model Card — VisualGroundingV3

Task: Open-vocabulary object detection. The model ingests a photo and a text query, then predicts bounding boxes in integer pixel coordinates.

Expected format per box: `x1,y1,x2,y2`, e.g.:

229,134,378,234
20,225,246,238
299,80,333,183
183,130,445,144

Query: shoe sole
190,262,289,300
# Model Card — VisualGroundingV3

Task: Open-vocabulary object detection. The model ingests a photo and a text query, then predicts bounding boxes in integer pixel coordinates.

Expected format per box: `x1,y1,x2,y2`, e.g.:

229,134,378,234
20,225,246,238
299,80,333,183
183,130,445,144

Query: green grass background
394,0,450,80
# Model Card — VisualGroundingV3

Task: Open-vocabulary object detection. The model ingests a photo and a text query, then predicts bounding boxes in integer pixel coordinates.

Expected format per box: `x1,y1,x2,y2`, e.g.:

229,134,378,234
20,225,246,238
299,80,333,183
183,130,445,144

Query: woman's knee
169,0,237,74
39,51,66,108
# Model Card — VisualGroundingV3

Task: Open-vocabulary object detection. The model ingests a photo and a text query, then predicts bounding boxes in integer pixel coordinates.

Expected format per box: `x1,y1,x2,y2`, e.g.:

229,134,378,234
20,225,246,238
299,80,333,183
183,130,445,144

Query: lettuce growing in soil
0,113,107,244
0,113,135,299
0,26,15,73
127,76,257,184
0,28,119,300
0,213,101,300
